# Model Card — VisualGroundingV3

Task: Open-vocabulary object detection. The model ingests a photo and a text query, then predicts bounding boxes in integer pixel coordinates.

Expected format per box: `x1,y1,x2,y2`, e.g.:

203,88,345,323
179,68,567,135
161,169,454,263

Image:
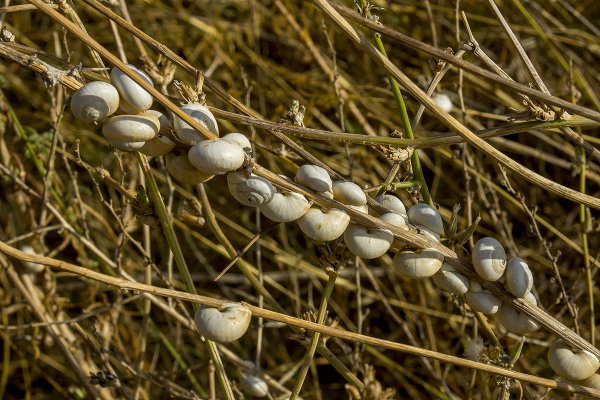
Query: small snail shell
465,281,501,314
259,191,311,222
146,110,172,135
228,174,275,207
547,339,600,381
318,190,334,200
194,302,252,343
295,165,332,192
576,373,600,389
240,375,269,398
139,135,176,157
173,103,219,145
222,132,252,152
108,139,146,151
407,203,443,235
110,64,154,113
432,93,453,113
432,263,469,295
332,181,366,206
374,193,406,216
298,208,350,241
380,212,407,229
188,138,245,175
19,245,45,273
496,292,539,335
70,81,119,122
393,248,444,279
343,224,393,259
102,113,160,143
472,237,507,281
505,257,533,297
166,151,213,185
416,225,441,242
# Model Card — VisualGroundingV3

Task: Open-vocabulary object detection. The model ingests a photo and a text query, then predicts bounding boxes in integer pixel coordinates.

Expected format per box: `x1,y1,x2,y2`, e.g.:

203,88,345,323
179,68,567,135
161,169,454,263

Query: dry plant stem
312,0,600,210
358,0,432,205
328,1,600,125
28,0,217,141
579,148,594,346
135,153,234,400
250,164,600,359
290,268,338,399
2,245,600,398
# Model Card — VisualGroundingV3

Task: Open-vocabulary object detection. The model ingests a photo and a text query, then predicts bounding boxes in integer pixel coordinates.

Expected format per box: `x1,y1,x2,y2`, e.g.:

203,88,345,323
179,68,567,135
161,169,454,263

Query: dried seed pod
19,245,45,273
393,248,444,279
472,237,507,281
465,281,501,315
188,138,245,175
139,135,176,157
432,93,453,113
194,302,252,343
222,132,252,152
240,374,269,398
102,113,160,143
332,181,366,206
227,171,275,207
407,203,443,235
70,81,119,122
166,151,213,185
295,165,332,192
173,103,219,145
374,193,406,216
432,263,469,295
298,208,350,241
495,292,539,335
548,339,600,381
505,257,533,297
110,64,154,113
259,191,311,222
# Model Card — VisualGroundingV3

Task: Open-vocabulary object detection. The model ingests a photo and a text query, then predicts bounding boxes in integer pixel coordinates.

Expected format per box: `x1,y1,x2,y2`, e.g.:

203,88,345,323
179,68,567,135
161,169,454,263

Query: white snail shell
70,81,119,122
416,225,441,242
19,245,45,273
432,93,453,113
259,191,311,222
576,373,600,389
227,172,275,207
173,103,219,145
102,113,159,143
318,190,334,200
240,374,269,397
547,339,600,381
344,224,393,259
495,292,539,335
166,151,213,185
465,281,501,314
194,302,252,343
298,208,350,241
505,257,533,297
110,64,154,113
188,138,245,175
432,263,469,295
108,140,147,151
374,193,406,216
472,237,507,281
222,132,252,152
146,109,172,135
295,165,332,192
393,248,444,279
332,181,366,206
407,203,443,235
139,135,176,157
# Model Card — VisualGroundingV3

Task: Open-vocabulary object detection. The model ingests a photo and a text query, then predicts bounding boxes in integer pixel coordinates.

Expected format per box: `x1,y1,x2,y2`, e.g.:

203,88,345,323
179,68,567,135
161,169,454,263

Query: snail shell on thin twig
295,164,332,192
393,248,444,279
194,302,252,343
407,203,443,235
332,181,366,206
70,81,119,122
465,281,501,314
188,138,245,175
374,193,406,216
298,208,350,241
505,257,533,297
227,171,275,207
495,292,539,335
547,339,600,381
259,191,311,222
432,263,469,295
173,103,219,145
472,237,507,281
102,113,160,143
110,64,154,113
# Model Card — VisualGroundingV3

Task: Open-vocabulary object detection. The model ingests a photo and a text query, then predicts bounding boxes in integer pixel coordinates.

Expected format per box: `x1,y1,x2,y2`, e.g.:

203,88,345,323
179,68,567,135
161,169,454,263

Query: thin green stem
578,147,594,346
135,152,234,400
289,268,339,399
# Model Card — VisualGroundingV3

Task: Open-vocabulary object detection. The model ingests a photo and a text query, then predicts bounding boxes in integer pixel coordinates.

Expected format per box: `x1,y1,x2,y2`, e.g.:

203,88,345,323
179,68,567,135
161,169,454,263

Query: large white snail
297,208,350,241
504,257,533,298
375,193,407,216
188,138,245,175
110,64,154,113
173,103,219,145
332,181,366,206
343,212,404,259
547,339,600,381
70,81,119,123
295,164,332,192
407,203,444,241
102,113,159,151
471,237,506,281
465,281,501,315
194,303,252,343
227,171,275,207
393,248,444,279
432,263,469,295
259,190,311,223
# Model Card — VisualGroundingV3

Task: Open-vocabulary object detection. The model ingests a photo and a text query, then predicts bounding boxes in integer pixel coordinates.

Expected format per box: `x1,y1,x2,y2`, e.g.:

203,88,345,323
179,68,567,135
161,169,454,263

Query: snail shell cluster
194,302,252,344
